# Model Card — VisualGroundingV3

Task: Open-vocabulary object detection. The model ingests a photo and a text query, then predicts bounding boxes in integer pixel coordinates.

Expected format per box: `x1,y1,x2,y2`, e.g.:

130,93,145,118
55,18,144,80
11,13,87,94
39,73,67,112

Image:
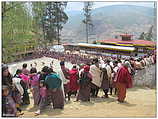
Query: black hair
42,66,52,74
73,65,77,69
106,59,111,63
22,63,27,68
30,67,37,74
40,80,45,86
114,60,118,64
41,66,49,73
93,58,99,64
60,61,65,66
16,69,22,75
117,58,122,63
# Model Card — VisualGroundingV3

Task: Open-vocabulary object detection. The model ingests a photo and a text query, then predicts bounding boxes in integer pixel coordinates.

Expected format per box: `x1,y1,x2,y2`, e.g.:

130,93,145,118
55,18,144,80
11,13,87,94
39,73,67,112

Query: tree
42,2,68,45
2,2,37,63
83,2,93,43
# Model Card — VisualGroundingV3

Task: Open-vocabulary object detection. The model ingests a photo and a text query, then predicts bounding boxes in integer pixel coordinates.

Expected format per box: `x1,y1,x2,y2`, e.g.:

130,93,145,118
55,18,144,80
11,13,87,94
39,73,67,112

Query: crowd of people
2,49,156,117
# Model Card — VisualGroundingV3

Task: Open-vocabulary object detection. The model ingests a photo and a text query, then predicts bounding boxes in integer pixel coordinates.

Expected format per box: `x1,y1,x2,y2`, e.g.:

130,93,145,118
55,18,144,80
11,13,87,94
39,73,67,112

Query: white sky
66,2,155,11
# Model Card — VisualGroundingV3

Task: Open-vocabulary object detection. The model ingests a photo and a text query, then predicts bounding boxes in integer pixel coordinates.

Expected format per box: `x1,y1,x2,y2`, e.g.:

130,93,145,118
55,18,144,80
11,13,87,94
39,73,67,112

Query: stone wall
133,64,156,88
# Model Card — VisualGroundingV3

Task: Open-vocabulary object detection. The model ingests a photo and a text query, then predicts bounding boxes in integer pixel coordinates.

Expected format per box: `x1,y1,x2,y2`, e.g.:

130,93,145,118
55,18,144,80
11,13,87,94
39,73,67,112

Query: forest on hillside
2,2,68,63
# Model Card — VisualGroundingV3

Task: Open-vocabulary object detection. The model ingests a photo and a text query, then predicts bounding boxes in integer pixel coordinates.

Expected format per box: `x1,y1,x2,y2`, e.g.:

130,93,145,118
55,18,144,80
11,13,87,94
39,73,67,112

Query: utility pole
83,2,93,43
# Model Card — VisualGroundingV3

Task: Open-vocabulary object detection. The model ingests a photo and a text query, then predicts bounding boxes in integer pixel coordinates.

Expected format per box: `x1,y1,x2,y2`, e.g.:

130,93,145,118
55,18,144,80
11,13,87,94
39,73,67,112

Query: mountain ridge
61,5,155,43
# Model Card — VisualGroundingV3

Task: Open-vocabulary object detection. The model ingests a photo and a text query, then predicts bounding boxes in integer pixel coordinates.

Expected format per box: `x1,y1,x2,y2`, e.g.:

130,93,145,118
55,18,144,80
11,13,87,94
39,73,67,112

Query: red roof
98,39,156,47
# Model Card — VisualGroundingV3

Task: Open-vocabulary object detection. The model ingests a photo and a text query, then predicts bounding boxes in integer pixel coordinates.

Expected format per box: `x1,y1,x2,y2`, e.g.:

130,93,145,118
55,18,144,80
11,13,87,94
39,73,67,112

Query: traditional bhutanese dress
45,73,64,109
77,71,92,101
30,74,40,105
39,87,47,110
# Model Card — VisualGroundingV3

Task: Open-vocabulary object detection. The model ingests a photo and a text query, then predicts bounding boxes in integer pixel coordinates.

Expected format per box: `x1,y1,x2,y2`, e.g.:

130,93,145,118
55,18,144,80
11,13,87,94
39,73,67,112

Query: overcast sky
66,2,155,11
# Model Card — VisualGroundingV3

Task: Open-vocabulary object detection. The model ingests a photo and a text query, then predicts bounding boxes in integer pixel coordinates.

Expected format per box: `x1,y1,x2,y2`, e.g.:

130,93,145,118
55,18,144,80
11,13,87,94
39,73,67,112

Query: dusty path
21,87,156,118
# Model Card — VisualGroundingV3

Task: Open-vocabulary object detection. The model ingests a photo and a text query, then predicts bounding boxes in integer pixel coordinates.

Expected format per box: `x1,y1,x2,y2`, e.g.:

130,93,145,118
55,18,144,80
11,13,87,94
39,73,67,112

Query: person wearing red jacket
68,65,79,101
114,62,133,103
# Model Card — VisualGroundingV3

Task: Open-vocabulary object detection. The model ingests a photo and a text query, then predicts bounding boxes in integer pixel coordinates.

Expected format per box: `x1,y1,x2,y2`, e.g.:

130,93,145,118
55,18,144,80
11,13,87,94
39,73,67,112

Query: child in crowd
35,80,47,115
29,67,40,106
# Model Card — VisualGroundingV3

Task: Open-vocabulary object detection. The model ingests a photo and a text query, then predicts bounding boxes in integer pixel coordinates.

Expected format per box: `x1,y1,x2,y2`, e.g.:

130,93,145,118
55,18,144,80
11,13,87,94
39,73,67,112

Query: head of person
93,58,99,67
130,57,134,61
72,65,77,69
22,63,27,69
136,58,140,62
2,85,9,96
84,65,90,72
60,61,65,68
113,60,118,67
15,69,22,76
30,67,37,74
2,64,9,77
40,80,45,87
123,61,130,68
117,58,122,63
41,66,52,74
106,59,111,65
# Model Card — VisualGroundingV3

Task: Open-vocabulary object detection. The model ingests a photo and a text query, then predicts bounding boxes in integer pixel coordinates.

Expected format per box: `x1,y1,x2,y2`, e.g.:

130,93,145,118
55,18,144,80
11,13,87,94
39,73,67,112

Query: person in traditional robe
40,66,51,105
35,80,47,115
60,61,70,95
44,67,64,109
29,68,40,106
58,61,70,101
112,60,119,95
2,64,13,90
140,58,146,68
135,59,143,70
100,67,109,98
90,58,102,97
19,73,30,105
12,69,24,115
2,85,17,117
144,56,150,67
22,63,29,76
79,64,85,76
114,62,133,103
77,65,92,101
117,59,122,68
68,65,79,101
105,59,113,95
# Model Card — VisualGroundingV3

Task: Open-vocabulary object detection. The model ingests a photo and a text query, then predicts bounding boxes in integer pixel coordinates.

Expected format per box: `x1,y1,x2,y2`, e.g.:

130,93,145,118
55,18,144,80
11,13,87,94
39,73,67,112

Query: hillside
61,5,156,43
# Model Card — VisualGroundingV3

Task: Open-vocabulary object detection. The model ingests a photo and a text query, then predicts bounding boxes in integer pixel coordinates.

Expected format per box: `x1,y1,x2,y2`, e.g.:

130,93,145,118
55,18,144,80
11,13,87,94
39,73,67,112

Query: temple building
63,34,156,57
96,34,156,56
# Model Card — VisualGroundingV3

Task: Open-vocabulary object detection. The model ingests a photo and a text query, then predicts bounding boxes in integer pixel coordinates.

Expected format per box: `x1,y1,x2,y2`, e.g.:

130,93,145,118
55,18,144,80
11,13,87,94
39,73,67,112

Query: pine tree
42,2,68,45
